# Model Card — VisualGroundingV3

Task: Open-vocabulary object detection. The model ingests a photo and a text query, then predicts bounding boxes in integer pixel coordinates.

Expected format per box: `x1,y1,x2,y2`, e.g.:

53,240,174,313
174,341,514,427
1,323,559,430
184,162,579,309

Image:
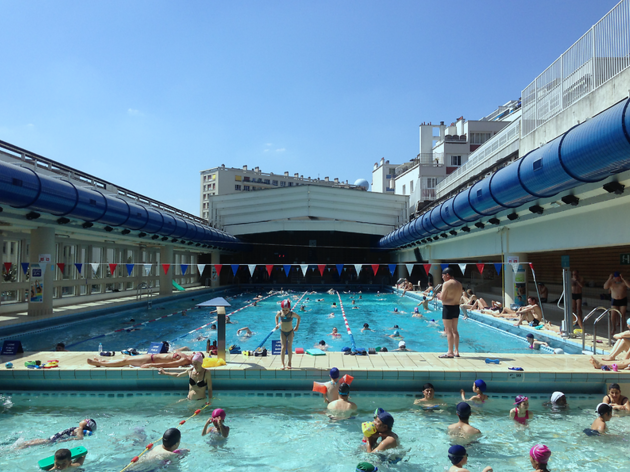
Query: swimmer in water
414,382,443,407
510,395,532,425
332,302,337,307
300,305,306,311
210,324,217,330
461,380,488,403
316,340,330,351
202,408,229,438
386,325,403,330
352,300,356,305
586,403,613,435
447,445,493,472
361,323,374,333
17,418,97,449
387,330,403,339
526,333,548,350
329,327,341,337
237,327,253,337
328,312,335,318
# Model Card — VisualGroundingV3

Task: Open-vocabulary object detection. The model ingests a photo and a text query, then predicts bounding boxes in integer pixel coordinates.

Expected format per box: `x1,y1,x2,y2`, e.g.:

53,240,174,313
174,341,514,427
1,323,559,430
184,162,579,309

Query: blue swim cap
393,330,400,336
376,410,394,429
448,445,467,465
456,402,471,416
394,307,398,312
329,367,340,379
474,379,487,392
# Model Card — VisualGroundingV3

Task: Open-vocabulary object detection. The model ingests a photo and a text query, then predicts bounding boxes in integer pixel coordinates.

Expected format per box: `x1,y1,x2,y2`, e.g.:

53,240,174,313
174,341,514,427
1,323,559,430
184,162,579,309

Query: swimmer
322,367,343,403
252,301,257,307
329,327,341,337
461,380,488,403
387,330,403,339
362,323,374,333
210,324,217,330
332,302,337,307
300,305,306,311
394,340,411,351
386,325,403,330
158,352,211,402
544,391,567,409
225,315,236,324
393,307,400,313
602,382,628,409
202,408,229,438
510,395,532,425
366,410,399,453
352,306,359,309
237,327,253,337
316,340,330,351
427,319,439,327
138,428,188,464
55,343,69,352
448,402,481,438
50,448,87,470
414,382,442,407
528,444,551,472
328,312,335,318
447,445,493,472
17,418,97,449
317,298,324,302
352,300,356,305
327,382,357,417
526,333,548,350
586,403,613,435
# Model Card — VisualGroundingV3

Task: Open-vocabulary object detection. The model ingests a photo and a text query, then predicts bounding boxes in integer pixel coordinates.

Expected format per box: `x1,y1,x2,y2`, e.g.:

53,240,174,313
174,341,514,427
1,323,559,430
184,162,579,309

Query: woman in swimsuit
602,382,629,410
87,351,194,368
274,299,301,370
510,395,532,425
158,352,211,401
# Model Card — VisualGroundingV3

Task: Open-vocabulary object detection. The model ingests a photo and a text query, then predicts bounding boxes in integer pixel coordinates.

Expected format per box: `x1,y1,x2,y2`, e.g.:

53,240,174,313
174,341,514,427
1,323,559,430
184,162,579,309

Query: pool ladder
581,307,623,354
136,282,154,309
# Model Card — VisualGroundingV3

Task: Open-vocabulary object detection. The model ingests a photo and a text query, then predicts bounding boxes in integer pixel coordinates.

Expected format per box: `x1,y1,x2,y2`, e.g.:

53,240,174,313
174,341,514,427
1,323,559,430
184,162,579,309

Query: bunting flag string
354,264,362,274
21,262,29,274
39,263,47,277
476,263,485,274
388,264,396,276
248,264,256,276
231,264,239,276
440,263,449,271
197,264,206,275
75,263,83,275
108,263,117,275
299,264,308,275
214,264,222,276
126,264,134,276
284,265,292,276
406,263,414,276
3,262,11,273
266,265,273,277
510,262,520,273
371,264,379,275
162,264,171,274
336,264,344,274
90,263,99,276
143,264,152,276
181,264,189,275
458,263,467,274
494,263,502,275
317,264,326,276
423,263,431,275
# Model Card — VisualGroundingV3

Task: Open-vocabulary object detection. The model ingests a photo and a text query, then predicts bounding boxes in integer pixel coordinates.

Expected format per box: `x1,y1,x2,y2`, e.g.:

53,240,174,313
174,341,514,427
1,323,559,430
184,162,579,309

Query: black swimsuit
605,394,628,405
189,370,207,388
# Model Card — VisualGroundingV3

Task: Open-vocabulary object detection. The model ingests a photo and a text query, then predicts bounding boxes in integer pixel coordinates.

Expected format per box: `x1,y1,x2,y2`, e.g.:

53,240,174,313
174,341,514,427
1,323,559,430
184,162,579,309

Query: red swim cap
281,299,291,309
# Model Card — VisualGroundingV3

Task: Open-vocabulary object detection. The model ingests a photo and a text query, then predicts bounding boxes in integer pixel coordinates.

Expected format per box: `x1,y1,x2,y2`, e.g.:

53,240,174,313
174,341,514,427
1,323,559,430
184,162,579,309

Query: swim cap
394,307,398,312
330,367,340,379
614,271,620,277
339,383,350,396
356,463,378,472
554,348,564,354
363,323,369,328
596,403,613,416
414,307,419,313
192,352,203,363
212,408,226,420
281,299,291,309
474,379,487,392
376,410,394,429
529,444,551,464
456,402,471,416
373,407,385,418
448,445,467,465
393,330,400,336
84,419,97,432
550,392,565,404
394,325,400,329
398,341,406,348
526,333,534,339
514,395,528,405
319,340,326,346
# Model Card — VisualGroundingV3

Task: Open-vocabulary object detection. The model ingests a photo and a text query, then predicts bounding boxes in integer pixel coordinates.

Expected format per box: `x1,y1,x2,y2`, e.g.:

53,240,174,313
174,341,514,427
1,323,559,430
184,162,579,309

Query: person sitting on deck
598,318,630,361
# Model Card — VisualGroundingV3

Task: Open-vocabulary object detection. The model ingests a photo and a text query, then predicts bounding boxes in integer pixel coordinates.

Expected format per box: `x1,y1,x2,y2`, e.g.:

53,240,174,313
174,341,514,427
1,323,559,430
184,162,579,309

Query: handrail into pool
582,307,608,352
591,308,623,355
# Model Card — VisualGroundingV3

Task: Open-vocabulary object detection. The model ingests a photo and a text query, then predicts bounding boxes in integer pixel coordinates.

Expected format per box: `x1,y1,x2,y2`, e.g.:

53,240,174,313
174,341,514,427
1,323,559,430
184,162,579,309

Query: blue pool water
1,391,626,471
5,290,551,354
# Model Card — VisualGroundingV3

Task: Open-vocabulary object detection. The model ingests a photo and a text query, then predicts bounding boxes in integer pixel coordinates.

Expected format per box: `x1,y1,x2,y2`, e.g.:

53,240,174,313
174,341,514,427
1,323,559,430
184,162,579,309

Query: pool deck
1,350,627,394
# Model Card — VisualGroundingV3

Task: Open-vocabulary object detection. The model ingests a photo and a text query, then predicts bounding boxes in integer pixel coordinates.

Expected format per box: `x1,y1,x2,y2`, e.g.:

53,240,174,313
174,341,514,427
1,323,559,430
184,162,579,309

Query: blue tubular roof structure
0,156,240,250
379,98,630,249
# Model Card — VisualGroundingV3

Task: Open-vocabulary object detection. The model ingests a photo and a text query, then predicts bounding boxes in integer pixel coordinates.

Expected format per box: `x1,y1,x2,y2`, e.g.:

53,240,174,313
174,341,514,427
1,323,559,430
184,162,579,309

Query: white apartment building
372,100,521,215
200,165,362,220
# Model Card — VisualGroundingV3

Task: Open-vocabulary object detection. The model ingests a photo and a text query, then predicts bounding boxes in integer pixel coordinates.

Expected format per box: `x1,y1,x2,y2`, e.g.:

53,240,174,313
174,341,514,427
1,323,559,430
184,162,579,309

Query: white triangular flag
354,264,362,274
90,263,99,276
510,262,520,273
143,264,152,276
406,264,414,276
300,264,309,275
248,264,256,276
197,264,206,275
458,263,467,274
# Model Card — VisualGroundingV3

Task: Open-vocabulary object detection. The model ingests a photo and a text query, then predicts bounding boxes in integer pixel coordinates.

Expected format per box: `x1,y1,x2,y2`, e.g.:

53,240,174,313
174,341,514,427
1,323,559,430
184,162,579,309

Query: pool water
1,391,626,471
7,290,549,354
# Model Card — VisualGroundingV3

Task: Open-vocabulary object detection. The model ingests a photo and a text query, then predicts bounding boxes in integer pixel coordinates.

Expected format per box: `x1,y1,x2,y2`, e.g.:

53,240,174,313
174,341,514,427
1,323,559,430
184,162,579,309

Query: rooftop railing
522,0,630,136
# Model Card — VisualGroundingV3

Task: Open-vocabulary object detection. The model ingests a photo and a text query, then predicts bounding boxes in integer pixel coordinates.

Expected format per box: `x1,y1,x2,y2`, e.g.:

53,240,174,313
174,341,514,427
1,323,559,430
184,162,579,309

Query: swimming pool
1,391,625,471
4,290,554,354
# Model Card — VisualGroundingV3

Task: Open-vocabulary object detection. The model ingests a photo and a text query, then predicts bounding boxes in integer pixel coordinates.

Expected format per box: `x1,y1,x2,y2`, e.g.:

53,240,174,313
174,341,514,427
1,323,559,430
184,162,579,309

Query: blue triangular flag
388,264,396,275
283,265,291,276
336,264,344,274
126,264,134,276
21,263,29,274
494,263,502,275
231,264,239,276
181,264,189,275
441,263,449,271
75,263,83,274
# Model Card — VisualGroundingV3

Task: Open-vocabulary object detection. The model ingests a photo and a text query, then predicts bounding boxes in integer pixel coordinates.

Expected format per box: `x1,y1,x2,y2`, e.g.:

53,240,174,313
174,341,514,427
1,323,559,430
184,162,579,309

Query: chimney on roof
440,121,444,125
284,171,289,176
324,176,329,182
334,178,339,183
294,173,299,178
243,165,248,171
254,166,260,172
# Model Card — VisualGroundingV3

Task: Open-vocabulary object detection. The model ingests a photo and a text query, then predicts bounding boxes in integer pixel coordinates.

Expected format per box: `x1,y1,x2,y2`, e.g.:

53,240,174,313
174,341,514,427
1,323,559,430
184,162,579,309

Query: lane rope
335,291,357,353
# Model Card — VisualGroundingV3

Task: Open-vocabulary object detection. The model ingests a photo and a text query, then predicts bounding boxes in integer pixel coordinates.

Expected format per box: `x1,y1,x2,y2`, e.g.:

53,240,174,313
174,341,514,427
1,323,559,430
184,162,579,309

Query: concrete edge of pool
0,350,627,394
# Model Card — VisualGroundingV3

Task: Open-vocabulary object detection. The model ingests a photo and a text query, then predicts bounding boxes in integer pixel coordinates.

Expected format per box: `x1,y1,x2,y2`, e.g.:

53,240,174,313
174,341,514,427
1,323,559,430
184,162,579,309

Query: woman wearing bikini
274,299,301,370
158,352,211,401
87,351,194,368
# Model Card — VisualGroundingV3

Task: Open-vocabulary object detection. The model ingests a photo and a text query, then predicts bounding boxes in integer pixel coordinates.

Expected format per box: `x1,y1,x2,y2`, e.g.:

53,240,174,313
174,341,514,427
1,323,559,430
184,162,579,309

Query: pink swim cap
212,408,226,420
530,444,551,464
281,299,291,309
192,352,203,363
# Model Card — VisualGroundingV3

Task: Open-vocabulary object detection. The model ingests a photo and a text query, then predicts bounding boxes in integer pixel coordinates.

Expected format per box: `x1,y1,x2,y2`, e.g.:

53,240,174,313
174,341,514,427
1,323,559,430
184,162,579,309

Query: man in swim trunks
327,382,357,415
366,410,399,453
440,267,462,358
571,270,584,328
139,427,188,463
604,272,630,336
448,402,481,438
512,297,543,327
274,299,301,370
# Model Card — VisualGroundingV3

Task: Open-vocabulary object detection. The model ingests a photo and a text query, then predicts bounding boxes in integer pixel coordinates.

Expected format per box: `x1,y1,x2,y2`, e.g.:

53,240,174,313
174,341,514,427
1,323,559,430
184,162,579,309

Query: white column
503,253,528,308
28,227,55,316
160,245,173,295
429,260,442,289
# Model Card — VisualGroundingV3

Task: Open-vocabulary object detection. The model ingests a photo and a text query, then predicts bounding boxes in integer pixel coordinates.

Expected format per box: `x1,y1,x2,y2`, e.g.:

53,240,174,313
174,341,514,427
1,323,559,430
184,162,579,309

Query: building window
264,179,270,184
410,181,414,192
451,155,462,166
402,184,406,194
235,175,242,181
203,175,207,182
427,177,438,188
272,180,278,186
235,185,241,191
389,168,396,175
204,194,208,200
243,176,250,182
288,182,293,186
280,181,286,187
471,133,492,144
243,185,250,191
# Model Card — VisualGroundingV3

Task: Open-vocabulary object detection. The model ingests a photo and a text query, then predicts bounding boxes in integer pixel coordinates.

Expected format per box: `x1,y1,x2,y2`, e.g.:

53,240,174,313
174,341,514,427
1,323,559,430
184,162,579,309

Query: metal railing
522,0,630,136
136,282,153,309
582,306,624,353
436,119,520,196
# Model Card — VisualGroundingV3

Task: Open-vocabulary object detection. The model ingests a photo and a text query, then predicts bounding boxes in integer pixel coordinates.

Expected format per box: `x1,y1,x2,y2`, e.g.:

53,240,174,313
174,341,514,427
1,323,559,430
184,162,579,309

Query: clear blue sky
0,0,620,215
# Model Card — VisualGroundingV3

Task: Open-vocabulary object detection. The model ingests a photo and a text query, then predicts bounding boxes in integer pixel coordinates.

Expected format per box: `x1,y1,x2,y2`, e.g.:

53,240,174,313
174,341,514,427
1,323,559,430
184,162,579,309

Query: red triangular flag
318,264,326,276
3,262,12,273
108,263,117,275
423,263,431,275
371,264,379,275
266,264,273,276
162,264,170,274
214,264,222,276
529,263,534,271
476,263,484,274
56,263,65,273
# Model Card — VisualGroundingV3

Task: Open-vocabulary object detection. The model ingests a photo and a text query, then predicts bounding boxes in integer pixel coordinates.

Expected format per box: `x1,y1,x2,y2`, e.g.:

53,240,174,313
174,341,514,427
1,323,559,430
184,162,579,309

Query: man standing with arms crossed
439,267,462,358
604,272,630,336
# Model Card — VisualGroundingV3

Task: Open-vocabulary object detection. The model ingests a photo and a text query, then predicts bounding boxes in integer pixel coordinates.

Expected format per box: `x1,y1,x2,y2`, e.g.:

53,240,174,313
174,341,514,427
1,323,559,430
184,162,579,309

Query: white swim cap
553,348,564,355
398,341,406,348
